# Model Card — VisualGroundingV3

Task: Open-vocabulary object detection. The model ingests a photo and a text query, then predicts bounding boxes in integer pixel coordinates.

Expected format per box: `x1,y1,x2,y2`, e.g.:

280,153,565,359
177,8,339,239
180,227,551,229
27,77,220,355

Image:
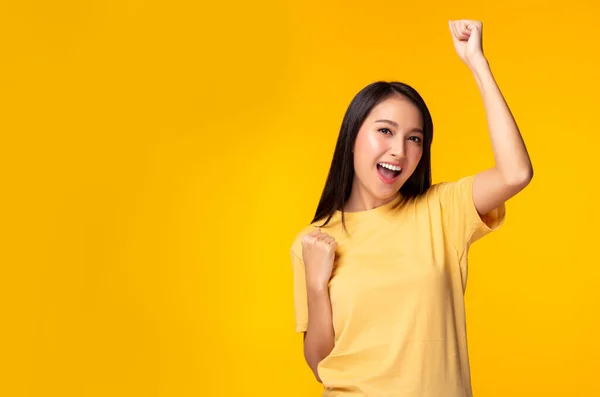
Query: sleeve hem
467,174,507,230
460,173,507,255
296,322,308,333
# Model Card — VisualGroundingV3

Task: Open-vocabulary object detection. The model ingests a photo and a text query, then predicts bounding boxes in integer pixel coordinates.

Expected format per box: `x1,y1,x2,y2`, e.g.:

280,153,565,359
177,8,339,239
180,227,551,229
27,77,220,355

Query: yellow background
1,0,598,396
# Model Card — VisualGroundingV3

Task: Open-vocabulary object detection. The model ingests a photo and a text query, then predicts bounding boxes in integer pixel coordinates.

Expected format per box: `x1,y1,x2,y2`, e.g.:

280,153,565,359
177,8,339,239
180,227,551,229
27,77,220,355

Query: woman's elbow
303,351,324,383
312,367,322,383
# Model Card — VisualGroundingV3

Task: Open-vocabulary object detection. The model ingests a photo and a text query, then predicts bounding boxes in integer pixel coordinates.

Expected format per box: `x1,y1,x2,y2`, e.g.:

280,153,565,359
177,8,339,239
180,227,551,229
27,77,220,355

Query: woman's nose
390,142,407,159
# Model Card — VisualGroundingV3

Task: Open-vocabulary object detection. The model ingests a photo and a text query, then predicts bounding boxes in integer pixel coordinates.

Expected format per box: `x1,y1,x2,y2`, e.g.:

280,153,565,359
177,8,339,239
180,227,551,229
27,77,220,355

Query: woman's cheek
367,131,384,151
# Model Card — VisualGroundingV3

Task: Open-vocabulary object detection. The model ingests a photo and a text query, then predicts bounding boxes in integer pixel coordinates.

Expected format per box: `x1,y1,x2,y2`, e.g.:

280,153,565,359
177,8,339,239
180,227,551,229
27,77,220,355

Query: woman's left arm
449,20,534,216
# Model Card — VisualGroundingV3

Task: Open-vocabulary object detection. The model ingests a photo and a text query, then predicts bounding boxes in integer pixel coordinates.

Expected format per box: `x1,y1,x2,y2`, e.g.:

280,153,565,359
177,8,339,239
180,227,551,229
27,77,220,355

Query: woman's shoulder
405,175,478,212
427,175,477,199
395,180,454,212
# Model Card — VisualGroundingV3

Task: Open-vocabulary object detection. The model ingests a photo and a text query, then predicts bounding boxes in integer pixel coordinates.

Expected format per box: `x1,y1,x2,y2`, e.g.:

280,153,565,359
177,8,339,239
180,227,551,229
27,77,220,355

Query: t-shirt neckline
335,193,403,220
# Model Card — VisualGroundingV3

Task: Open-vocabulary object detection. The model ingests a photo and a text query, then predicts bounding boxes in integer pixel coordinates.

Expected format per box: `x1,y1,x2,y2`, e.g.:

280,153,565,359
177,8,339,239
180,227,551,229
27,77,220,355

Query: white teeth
378,163,402,172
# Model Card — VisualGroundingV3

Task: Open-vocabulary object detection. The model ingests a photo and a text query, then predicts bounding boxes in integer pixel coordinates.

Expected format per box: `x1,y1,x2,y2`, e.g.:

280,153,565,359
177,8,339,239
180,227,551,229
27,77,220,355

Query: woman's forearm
303,285,335,383
470,55,533,184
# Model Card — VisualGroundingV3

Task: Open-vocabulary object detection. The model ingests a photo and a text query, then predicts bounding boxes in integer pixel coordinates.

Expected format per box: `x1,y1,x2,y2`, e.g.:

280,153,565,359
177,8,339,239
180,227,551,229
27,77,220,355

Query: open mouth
377,163,401,184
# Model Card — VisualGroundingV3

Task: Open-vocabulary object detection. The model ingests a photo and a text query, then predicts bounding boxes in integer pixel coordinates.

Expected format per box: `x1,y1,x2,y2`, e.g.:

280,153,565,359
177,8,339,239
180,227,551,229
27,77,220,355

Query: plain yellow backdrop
1,0,599,396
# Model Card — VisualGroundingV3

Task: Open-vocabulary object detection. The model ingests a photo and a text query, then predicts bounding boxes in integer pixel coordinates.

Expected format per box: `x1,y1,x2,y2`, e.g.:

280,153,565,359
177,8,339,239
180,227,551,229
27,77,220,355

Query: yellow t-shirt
290,174,506,396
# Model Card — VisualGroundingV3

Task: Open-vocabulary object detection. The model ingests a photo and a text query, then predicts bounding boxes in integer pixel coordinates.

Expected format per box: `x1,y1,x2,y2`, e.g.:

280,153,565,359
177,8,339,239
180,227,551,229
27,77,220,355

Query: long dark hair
311,81,434,233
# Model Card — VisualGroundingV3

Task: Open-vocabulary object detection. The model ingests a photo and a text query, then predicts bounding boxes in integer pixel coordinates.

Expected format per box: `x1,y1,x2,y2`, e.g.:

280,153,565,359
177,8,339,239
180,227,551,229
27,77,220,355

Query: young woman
289,20,533,396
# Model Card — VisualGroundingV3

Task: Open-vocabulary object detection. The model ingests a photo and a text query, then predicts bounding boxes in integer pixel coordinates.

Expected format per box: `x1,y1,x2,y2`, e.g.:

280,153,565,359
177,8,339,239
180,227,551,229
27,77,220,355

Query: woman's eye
409,136,422,143
378,128,392,135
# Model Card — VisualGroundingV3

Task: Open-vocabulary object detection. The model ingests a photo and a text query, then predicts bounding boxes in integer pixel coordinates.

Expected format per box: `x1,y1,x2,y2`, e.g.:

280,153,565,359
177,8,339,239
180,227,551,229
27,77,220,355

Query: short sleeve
437,173,506,253
290,249,308,333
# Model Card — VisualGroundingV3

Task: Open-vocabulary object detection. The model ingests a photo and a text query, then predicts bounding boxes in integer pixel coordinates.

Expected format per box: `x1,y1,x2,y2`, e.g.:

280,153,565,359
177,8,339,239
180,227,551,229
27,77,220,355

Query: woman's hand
448,19,486,69
301,228,338,290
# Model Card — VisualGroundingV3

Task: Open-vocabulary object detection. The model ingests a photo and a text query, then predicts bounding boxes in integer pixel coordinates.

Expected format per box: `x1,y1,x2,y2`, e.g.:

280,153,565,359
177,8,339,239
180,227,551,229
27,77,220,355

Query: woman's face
351,94,424,206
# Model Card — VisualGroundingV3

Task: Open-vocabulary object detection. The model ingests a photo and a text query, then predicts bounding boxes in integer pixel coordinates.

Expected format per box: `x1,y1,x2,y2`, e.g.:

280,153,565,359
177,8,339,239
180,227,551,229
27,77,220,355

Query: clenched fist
448,19,485,68
301,228,338,290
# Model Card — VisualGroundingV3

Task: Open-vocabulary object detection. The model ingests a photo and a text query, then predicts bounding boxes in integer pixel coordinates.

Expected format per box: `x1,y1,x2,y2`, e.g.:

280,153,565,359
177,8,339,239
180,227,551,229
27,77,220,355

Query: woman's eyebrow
374,119,399,127
374,119,423,133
